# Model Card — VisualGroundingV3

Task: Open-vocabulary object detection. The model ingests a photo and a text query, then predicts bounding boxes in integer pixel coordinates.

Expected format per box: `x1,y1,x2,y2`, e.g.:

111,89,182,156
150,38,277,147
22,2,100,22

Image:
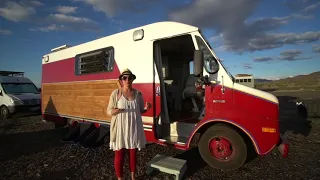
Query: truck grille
23,99,39,105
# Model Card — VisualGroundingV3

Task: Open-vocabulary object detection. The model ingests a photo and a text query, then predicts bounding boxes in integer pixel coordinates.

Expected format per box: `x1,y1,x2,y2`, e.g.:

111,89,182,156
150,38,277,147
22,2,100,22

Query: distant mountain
256,71,320,91
255,79,273,83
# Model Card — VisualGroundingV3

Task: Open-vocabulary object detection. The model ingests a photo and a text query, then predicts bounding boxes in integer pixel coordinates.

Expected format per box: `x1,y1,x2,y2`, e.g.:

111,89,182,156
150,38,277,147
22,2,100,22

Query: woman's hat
119,68,136,80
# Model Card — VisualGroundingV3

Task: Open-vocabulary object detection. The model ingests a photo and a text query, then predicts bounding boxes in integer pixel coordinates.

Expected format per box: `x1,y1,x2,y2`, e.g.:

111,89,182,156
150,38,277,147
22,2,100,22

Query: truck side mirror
0,90,3,96
193,50,204,77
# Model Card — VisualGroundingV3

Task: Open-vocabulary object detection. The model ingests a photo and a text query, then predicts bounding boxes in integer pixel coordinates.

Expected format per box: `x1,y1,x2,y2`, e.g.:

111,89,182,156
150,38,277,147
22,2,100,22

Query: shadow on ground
277,96,312,137
173,147,207,178
0,127,68,162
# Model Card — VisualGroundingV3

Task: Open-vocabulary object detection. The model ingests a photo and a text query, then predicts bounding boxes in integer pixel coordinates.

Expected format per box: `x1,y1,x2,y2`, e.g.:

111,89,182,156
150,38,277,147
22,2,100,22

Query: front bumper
11,104,41,114
277,135,289,158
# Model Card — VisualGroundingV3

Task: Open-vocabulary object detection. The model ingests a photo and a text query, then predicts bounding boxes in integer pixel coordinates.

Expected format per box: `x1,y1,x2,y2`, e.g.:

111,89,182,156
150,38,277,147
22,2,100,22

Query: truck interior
154,34,205,144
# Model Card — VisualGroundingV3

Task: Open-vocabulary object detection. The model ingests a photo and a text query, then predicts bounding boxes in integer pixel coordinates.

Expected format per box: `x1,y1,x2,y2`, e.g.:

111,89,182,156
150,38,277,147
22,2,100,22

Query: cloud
73,0,159,17
56,6,78,14
285,0,311,11
255,50,312,62
26,1,43,7
312,44,320,53
254,57,274,62
31,14,101,32
277,50,312,61
29,24,65,32
169,0,317,53
48,13,96,25
0,1,36,22
243,63,253,69
0,1,98,32
248,31,320,51
280,50,301,56
290,13,314,20
302,1,320,12
0,28,12,35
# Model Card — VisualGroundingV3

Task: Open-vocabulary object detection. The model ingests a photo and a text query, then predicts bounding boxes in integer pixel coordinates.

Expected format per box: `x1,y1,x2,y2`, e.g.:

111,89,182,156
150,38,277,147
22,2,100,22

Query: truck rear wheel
0,106,10,121
198,124,247,171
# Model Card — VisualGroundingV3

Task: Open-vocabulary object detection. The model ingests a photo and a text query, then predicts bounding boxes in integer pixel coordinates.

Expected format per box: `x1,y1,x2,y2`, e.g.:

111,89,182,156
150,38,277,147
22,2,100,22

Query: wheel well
193,121,258,155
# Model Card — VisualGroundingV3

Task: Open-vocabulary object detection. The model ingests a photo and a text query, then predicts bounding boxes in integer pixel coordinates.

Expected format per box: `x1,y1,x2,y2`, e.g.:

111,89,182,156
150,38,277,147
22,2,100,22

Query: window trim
74,46,115,76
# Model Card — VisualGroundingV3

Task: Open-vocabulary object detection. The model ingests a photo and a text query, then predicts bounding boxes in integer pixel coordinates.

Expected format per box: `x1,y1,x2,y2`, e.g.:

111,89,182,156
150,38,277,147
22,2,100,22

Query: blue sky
0,0,320,87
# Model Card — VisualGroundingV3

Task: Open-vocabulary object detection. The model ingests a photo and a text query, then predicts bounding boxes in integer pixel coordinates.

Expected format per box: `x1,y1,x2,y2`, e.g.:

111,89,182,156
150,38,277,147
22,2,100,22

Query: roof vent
51,45,72,52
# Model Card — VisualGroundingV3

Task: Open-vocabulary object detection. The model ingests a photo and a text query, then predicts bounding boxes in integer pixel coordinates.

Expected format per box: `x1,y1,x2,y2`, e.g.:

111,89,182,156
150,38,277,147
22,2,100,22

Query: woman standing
107,68,152,180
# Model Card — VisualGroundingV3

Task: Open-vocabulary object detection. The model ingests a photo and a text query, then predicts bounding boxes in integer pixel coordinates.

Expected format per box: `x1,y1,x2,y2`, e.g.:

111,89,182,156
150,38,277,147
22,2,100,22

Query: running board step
159,136,188,145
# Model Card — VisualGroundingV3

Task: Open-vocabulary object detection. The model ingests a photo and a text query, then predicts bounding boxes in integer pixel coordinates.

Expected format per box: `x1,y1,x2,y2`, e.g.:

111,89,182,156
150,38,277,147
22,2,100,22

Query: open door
152,34,201,145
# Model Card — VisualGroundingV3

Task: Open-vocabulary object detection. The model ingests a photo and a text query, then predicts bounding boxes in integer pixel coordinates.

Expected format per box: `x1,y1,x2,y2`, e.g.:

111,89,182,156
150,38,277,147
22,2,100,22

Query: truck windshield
1,83,40,94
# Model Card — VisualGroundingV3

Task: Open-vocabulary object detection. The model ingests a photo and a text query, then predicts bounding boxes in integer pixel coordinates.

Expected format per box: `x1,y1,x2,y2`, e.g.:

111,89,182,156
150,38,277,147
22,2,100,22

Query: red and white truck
41,21,289,170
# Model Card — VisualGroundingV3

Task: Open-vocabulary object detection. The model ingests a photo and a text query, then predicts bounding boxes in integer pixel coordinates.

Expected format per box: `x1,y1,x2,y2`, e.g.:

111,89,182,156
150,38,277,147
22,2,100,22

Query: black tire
198,124,247,171
0,106,10,121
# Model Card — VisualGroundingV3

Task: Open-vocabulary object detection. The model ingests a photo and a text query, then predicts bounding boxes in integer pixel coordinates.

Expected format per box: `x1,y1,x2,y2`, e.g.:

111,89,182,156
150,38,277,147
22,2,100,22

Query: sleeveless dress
109,92,147,151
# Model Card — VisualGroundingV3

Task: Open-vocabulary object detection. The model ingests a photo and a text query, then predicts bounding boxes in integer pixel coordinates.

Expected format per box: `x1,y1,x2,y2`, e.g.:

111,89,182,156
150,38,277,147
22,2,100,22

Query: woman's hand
144,102,152,111
112,108,124,115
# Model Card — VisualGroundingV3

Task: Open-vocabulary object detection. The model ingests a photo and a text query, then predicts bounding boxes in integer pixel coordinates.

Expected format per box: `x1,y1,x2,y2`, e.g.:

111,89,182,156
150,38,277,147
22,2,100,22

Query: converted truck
41,21,289,170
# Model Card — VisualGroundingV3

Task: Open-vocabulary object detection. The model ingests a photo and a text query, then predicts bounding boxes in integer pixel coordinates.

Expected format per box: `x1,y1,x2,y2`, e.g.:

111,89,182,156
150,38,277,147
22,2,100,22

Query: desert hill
255,71,320,91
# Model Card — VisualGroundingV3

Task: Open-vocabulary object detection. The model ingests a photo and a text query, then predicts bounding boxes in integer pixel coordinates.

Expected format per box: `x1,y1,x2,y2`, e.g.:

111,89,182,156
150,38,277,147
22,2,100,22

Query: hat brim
119,73,136,80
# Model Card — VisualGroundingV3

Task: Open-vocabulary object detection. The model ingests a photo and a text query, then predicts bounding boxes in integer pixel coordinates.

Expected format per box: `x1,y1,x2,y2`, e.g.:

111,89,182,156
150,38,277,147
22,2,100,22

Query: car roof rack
0,71,25,77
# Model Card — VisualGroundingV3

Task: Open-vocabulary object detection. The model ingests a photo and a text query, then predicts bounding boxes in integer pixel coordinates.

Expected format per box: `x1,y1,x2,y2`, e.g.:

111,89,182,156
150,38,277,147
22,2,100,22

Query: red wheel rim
209,137,234,161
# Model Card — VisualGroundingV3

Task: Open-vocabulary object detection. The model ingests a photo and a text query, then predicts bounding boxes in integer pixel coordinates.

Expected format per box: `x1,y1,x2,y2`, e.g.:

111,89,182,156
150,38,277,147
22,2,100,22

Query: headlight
9,98,14,104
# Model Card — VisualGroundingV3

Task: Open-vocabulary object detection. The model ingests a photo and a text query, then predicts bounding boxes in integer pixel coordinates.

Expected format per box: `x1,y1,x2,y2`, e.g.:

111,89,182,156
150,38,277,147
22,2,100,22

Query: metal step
147,154,187,180
159,136,188,145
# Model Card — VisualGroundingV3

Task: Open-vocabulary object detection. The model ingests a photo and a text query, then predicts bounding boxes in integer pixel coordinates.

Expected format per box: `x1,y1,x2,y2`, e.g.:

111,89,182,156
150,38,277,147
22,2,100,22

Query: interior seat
182,74,199,112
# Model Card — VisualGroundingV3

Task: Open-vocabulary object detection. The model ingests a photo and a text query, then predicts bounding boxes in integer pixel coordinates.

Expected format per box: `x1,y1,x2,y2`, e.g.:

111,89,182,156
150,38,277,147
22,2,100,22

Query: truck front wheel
0,106,10,121
198,124,247,171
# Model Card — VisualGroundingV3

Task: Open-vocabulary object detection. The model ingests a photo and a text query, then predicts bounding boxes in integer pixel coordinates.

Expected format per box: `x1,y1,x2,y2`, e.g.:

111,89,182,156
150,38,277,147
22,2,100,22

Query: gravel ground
1,95,320,180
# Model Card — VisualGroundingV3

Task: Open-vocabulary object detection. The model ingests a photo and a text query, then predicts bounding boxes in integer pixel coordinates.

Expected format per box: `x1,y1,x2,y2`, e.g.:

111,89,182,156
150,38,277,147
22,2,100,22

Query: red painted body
42,57,282,156
158,84,281,155
204,84,279,154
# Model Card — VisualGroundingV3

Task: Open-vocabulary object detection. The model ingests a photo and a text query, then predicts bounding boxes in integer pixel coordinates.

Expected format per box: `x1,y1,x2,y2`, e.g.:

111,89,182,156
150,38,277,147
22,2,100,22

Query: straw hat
118,68,136,80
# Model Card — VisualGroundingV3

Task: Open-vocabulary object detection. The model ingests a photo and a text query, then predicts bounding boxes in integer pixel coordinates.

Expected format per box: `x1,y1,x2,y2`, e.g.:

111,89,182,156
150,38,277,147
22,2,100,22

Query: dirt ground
1,92,320,180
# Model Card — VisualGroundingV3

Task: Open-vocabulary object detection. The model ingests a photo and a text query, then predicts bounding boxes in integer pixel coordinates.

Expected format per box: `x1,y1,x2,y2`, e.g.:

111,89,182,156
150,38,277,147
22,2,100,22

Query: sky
0,0,320,87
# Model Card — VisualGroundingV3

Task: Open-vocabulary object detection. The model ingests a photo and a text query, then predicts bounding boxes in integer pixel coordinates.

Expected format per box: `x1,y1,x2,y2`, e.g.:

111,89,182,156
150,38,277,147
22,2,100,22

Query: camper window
75,47,114,75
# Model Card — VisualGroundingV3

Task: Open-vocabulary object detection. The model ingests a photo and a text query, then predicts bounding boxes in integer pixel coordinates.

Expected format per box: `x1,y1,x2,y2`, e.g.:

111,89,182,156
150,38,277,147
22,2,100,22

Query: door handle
221,75,225,94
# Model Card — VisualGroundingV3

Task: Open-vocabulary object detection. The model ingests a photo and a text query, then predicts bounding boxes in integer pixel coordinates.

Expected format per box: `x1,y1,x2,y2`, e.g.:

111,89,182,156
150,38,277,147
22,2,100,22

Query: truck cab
0,71,41,120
